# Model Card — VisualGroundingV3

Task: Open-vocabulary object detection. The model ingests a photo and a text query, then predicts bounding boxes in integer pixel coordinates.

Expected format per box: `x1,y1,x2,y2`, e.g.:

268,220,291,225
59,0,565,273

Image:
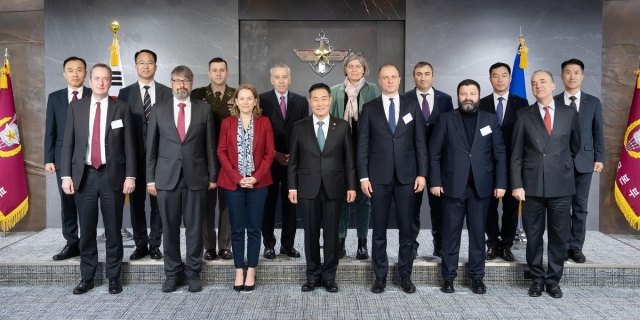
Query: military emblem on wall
293,31,350,77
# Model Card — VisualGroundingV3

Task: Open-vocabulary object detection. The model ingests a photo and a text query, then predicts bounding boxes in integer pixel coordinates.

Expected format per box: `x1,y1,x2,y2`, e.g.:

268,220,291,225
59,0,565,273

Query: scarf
343,77,366,126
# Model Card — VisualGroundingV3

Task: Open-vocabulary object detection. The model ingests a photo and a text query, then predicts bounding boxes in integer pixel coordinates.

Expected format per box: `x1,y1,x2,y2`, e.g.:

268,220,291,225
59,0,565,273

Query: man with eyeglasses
118,49,173,261
191,57,234,261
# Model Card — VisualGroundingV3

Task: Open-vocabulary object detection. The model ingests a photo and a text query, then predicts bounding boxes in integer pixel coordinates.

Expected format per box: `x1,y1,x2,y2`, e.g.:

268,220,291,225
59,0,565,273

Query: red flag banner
0,57,29,231
615,67,640,230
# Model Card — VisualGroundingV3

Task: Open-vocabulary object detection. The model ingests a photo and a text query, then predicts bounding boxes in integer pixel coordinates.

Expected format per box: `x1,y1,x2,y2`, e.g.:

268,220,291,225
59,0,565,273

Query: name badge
480,125,492,136
402,113,413,124
111,119,123,129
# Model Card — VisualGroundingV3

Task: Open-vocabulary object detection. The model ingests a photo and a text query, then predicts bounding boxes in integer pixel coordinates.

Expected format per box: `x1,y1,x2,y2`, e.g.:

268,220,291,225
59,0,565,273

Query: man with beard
429,79,507,294
147,66,218,293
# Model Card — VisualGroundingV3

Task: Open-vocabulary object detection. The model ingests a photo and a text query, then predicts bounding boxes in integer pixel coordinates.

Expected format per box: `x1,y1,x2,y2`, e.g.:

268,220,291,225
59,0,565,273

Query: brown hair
230,83,263,117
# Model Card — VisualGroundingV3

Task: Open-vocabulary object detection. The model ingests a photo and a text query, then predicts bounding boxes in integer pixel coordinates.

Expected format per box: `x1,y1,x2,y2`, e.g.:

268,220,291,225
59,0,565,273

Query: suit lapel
527,106,550,143
431,91,441,122
285,91,296,121
470,112,482,150
358,84,371,113
335,84,346,118
394,99,408,136
104,99,118,139
546,105,567,151
305,117,323,153
375,98,394,135
156,81,166,104
183,100,198,142
504,96,515,124
453,111,471,150
78,99,91,147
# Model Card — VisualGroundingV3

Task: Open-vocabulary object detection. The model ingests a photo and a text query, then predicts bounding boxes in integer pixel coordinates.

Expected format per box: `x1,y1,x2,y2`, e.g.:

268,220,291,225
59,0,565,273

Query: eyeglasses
171,79,192,85
136,61,155,66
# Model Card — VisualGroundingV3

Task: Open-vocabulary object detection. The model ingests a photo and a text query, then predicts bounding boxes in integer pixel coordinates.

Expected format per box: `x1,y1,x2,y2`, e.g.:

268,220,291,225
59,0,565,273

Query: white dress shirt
139,81,156,106
564,90,581,112
493,92,510,122
85,96,109,166
275,90,289,109
537,100,556,130
174,97,191,132
68,87,84,103
381,93,400,125
416,87,435,114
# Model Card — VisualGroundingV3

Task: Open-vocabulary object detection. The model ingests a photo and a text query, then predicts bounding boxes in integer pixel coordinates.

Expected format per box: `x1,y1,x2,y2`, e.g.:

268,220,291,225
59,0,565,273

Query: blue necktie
496,97,504,127
317,121,325,151
388,98,396,133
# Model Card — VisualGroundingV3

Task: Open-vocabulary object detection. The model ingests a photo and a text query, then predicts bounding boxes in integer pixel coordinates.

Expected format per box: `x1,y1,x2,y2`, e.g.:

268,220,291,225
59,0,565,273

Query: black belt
86,164,106,171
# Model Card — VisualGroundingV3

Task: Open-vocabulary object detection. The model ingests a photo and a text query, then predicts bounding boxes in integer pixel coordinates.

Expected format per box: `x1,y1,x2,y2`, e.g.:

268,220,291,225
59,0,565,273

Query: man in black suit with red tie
45,56,92,261
118,49,172,261
479,62,529,262
288,83,356,293
61,63,136,295
358,64,427,294
259,64,309,259
401,61,453,258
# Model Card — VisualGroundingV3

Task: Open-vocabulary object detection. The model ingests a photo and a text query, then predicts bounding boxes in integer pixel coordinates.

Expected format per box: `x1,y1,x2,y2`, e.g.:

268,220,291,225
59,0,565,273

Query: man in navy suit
401,61,453,259
479,62,529,262
429,79,507,294
118,49,173,261
44,56,92,261
358,64,427,294
555,59,605,263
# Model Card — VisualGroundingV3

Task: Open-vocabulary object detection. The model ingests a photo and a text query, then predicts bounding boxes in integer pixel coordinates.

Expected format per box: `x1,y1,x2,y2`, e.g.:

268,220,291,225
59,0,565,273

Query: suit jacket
329,81,380,118
60,97,136,190
554,92,605,173
428,109,507,199
216,115,275,191
400,87,454,140
288,116,357,199
146,99,218,191
259,90,309,154
117,81,172,159
44,86,92,168
357,95,428,185
510,103,581,197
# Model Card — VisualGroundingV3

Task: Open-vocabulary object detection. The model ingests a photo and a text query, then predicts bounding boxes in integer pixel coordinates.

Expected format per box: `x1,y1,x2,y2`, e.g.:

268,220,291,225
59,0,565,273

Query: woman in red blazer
217,83,275,292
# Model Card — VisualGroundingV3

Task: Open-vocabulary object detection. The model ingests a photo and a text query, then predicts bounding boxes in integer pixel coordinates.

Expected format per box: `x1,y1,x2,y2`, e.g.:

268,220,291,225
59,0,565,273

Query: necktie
280,96,287,118
388,98,396,133
543,106,552,135
72,91,78,101
214,91,222,102
177,103,186,142
496,97,504,127
569,96,578,111
143,85,151,122
91,102,102,169
420,93,431,121
317,121,325,151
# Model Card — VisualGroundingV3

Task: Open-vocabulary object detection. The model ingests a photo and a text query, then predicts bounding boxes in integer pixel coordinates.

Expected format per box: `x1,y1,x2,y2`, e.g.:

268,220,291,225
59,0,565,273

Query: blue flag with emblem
509,37,528,100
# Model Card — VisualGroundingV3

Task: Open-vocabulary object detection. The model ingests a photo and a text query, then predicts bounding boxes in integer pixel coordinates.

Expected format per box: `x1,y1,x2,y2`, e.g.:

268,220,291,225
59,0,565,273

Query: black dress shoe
338,238,346,259
129,246,150,260
162,275,184,293
149,246,163,259
188,276,202,292
485,247,498,260
545,283,563,298
356,238,369,260
413,248,418,260
219,249,233,260
280,246,301,258
571,249,586,263
73,279,94,294
53,245,80,261
301,280,321,292
500,246,515,262
440,278,455,293
433,247,442,258
528,282,544,297
109,278,122,294
322,280,339,293
471,279,486,294
204,249,217,261
400,277,416,293
565,249,570,261
371,278,386,293
263,247,276,259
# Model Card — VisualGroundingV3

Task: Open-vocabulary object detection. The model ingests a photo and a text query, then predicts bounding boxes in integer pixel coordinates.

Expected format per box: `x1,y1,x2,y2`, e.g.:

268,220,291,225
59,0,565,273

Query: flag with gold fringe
509,36,528,99
615,64,640,230
0,53,29,231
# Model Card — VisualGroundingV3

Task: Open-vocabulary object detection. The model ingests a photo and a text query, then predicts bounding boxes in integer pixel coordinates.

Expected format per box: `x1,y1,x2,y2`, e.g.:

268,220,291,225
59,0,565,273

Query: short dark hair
63,56,86,70
89,63,112,80
489,62,511,75
134,49,157,63
457,79,481,95
378,63,399,74
308,83,331,96
561,58,584,72
413,61,433,75
208,57,228,69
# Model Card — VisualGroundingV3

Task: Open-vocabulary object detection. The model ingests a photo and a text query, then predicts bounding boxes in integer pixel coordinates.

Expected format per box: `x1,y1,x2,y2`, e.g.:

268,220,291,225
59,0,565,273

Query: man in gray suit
554,59,605,264
146,66,218,293
511,70,581,299
118,49,173,261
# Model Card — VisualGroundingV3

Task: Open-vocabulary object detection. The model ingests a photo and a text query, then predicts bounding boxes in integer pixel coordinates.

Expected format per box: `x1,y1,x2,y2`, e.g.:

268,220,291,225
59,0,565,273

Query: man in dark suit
429,79,507,294
190,57,233,261
479,62,529,262
61,63,136,295
117,49,172,261
555,59,605,263
45,56,91,261
288,83,356,293
401,61,453,258
511,70,581,298
260,64,309,259
358,64,427,294
147,66,218,293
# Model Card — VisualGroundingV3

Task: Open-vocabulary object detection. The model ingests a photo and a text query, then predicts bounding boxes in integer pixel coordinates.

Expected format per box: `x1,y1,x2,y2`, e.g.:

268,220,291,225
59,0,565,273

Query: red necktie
543,106,552,135
72,91,78,101
177,103,186,142
91,102,102,169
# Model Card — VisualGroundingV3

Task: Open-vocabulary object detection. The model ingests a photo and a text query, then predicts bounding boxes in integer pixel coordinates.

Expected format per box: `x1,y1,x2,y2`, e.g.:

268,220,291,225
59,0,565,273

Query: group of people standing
45,49,603,299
